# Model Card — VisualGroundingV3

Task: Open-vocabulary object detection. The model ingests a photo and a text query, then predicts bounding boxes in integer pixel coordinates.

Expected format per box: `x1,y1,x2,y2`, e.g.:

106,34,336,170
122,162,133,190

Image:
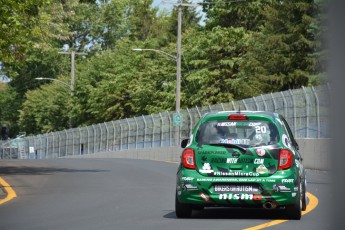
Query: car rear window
195,120,280,147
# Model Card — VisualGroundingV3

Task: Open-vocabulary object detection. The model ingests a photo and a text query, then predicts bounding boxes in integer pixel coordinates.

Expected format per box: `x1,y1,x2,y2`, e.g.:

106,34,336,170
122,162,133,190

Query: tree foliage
0,0,326,136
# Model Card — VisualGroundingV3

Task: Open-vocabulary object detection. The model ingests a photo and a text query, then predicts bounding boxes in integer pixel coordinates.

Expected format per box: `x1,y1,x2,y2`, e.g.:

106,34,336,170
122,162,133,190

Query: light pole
132,48,181,113
35,77,73,127
35,78,71,91
132,48,182,146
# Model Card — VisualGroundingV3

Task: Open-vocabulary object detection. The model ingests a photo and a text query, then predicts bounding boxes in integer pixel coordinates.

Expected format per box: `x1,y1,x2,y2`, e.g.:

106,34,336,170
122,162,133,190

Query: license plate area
213,184,261,194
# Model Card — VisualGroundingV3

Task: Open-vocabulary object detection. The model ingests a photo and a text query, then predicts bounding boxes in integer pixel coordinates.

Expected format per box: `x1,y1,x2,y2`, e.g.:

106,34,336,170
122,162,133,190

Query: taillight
278,149,293,170
182,148,196,169
228,114,248,120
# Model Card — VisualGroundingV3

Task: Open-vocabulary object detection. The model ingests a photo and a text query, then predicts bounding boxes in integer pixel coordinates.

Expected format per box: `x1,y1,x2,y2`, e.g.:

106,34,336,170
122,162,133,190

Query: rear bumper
177,168,299,207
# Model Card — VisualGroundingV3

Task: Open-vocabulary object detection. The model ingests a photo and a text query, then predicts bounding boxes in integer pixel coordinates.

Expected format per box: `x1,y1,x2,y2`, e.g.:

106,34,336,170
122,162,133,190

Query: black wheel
192,205,204,211
286,179,302,220
175,192,192,218
301,178,307,211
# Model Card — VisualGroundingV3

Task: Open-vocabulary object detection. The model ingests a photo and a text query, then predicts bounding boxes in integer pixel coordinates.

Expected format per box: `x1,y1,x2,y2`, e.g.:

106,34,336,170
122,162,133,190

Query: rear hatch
195,145,279,177
194,118,281,177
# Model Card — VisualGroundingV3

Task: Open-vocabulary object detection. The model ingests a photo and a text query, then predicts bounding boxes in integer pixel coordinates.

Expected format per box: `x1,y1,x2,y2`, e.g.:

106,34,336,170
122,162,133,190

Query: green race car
175,111,307,219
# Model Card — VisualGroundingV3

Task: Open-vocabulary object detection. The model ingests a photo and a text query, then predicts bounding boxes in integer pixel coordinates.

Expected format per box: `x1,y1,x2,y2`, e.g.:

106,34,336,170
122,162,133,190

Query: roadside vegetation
0,0,326,136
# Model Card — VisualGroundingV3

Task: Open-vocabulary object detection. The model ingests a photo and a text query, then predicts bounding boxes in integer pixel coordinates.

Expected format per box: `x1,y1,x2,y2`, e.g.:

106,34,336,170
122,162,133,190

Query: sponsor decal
181,177,194,181
294,187,298,192
273,184,292,192
256,164,268,174
217,122,236,127
282,179,294,183
254,159,264,164
219,193,263,201
200,193,210,202
282,134,291,148
220,139,250,145
178,191,182,195
214,171,260,177
292,193,297,197
256,148,266,157
199,163,214,173
198,151,226,155
249,122,262,127
183,184,198,191
197,178,272,183
227,158,254,164
211,158,227,163
214,185,260,193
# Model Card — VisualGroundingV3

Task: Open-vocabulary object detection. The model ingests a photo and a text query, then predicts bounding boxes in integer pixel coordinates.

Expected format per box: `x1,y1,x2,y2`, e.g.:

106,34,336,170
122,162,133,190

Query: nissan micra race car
175,111,307,219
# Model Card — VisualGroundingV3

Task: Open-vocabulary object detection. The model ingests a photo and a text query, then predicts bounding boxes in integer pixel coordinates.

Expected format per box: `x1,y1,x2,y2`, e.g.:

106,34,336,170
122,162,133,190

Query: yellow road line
243,192,319,230
0,176,17,205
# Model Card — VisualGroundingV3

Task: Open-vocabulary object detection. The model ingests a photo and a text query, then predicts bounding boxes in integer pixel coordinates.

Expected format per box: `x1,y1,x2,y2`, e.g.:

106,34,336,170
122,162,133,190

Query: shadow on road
164,207,290,220
0,166,109,175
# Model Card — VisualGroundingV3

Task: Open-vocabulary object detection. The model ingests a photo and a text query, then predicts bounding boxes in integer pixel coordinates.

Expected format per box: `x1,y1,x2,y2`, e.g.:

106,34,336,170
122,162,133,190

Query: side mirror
181,139,189,148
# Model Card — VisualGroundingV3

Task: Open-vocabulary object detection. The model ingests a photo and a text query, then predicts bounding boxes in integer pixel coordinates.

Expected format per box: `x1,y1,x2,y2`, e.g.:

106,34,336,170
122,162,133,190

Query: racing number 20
255,126,267,134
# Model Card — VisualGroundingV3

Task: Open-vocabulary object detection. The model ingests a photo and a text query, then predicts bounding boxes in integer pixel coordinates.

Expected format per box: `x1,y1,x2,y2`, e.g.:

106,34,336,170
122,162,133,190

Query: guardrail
1,84,330,161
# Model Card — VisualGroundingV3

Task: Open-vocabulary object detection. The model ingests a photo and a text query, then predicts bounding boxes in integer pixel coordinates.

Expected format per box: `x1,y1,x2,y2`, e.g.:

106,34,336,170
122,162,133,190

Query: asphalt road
0,159,332,230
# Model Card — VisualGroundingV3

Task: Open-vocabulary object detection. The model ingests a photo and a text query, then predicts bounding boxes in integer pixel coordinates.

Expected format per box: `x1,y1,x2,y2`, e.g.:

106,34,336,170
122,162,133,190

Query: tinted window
196,120,280,147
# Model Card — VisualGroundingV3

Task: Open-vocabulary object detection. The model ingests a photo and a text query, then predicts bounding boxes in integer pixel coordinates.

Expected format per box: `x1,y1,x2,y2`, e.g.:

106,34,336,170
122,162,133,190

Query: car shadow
0,166,109,175
163,207,290,220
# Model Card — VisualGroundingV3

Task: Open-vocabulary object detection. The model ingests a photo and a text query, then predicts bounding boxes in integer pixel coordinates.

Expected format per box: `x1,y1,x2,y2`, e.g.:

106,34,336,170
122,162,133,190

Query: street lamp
133,47,183,146
132,49,176,61
132,48,181,114
35,77,72,91
35,77,74,127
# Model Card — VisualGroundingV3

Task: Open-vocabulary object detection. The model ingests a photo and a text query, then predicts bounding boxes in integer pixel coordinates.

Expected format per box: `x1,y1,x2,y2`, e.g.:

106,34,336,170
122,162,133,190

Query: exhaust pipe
263,201,278,209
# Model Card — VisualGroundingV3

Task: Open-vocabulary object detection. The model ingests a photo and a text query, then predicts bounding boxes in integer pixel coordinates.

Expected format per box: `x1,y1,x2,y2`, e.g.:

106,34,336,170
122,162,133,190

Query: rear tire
286,179,302,220
175,192,192,218
301,178,307,211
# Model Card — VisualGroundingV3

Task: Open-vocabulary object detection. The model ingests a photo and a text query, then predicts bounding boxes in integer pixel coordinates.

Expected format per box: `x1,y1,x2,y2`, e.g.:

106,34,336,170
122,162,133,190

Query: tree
18,79,70,134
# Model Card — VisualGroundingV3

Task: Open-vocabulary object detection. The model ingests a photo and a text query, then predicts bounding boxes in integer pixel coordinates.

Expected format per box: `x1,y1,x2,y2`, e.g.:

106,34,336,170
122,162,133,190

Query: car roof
201,111,279,119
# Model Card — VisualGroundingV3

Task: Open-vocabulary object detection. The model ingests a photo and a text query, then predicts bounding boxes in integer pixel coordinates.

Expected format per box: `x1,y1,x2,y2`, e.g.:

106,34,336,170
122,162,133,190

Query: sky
151,0,206,24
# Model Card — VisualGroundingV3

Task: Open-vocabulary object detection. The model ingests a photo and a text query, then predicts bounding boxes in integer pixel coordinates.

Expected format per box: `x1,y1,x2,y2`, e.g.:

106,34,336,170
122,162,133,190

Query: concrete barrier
66,138,331,171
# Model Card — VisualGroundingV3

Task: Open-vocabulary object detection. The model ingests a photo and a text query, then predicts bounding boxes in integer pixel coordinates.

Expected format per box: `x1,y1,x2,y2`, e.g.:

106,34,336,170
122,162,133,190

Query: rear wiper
208,143,247,153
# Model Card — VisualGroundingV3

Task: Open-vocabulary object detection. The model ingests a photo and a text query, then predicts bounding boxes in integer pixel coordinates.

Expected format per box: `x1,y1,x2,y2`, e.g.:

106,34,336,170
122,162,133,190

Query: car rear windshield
195,120,280,147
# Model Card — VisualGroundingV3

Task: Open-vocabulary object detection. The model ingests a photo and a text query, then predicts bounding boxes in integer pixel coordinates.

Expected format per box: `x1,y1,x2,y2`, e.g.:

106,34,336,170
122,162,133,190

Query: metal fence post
253,96,258,111
271,93,276,112
126,118,130,150
166,111,172,146
261,95,267,111
111,121,116,151
195,106,201,118
119,122,123,151
142,115,147,148
289,89,297,136
92,125,96,154
312,86,320,138
280,92,287,117
86,126,90,154
221,103,225,111
242,99,248,110
104,122,109,151
133,117,138,149
151,115,154,147
302,86,309,138
186,108,193,136
157,113,162,147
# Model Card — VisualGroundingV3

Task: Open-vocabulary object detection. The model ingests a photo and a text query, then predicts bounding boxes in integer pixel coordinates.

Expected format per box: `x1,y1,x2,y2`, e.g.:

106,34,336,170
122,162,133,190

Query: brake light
182,148,196,169
278,149,293,170
228,114,248,120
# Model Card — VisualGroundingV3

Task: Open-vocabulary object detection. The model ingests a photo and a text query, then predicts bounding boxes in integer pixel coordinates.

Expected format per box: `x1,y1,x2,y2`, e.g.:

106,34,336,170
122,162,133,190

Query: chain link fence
0,85,330,159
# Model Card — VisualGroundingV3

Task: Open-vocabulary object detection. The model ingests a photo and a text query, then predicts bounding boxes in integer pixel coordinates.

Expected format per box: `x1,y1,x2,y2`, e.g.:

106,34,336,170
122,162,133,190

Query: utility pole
58,50,86,127
176,0,182,113
58,51,86,97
